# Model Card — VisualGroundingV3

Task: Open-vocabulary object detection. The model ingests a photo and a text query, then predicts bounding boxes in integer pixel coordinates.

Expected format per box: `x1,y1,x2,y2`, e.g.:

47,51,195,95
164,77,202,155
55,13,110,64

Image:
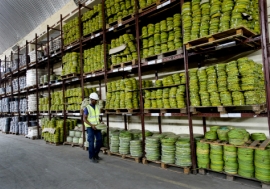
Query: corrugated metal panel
0,0,70,54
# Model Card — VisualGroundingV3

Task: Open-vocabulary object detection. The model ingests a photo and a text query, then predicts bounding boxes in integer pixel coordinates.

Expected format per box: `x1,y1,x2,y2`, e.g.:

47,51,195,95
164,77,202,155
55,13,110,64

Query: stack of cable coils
119,131,133,155
161,136,178,164
224,146,238,175
189,68,201,106
216,63,227,92
182,2,192,44
28,94,37,112
255,147,270,182
210,144,223,172
196,141,210,168
238,147,254,178
175,138,191,166
130,140,143,157
145,136,161,161
200,1,210,37
110,131,120,153
226,61,240,92
209,0,221,35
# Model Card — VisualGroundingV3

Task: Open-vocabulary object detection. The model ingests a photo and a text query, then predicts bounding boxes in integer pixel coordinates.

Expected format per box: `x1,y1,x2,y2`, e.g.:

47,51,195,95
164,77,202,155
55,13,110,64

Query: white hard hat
89,92,99,100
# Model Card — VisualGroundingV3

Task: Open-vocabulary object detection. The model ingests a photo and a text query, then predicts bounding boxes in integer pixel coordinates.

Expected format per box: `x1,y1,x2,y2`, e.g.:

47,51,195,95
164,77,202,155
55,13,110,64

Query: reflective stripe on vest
85,104,100,127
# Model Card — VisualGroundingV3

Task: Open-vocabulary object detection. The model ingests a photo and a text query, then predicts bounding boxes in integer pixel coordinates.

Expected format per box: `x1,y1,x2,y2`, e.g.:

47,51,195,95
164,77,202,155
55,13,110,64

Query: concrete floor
0,134,261,189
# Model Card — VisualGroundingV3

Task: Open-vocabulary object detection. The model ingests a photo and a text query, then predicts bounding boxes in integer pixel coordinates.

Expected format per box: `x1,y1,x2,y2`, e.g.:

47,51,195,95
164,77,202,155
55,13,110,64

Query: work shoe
90,158,98,163
95,156,102,160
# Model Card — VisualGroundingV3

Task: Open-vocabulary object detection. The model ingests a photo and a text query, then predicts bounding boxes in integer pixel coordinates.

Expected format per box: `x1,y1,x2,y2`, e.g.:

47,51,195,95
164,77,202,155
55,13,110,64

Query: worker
83,92,102,163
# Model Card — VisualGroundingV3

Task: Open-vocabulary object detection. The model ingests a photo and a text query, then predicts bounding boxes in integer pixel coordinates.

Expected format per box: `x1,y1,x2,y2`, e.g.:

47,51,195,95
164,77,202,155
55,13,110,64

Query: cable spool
228,129,250,145
145,136,161,161
224,146,238,175
238,147,254,178
161,136,178,164
255,147,270,182
175,138,191,166
251,133,267,141
210,144,224,172
205,131,217,140
28,94,37,112
26,69,46,87
196,141,210,168
130,140,143,157
110,131,120,153
119,131,133,155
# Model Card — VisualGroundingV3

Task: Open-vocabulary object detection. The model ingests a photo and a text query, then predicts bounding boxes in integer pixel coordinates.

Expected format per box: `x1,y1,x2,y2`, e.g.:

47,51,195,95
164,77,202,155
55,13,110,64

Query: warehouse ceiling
0,0,71,54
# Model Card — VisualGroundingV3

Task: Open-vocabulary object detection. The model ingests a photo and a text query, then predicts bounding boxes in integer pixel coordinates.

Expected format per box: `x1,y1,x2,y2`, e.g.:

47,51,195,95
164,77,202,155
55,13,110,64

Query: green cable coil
217,127,230,141
251,133,267,141
210,144,223,172
205,131,217,140
238,147,254,178
210,126,220,132
130,140,143,157
224,145,237,174
255,148,270,182
228,129,250,145
145,136,161,161
175,138,191,166
196,141,210,168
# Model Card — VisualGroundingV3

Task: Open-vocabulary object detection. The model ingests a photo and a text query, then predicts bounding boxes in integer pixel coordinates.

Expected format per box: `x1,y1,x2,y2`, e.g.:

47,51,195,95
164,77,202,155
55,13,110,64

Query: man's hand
92,125,97,130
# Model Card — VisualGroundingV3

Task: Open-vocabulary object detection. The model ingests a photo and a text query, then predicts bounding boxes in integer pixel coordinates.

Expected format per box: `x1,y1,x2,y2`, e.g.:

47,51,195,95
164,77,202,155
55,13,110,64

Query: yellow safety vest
85,104,100,127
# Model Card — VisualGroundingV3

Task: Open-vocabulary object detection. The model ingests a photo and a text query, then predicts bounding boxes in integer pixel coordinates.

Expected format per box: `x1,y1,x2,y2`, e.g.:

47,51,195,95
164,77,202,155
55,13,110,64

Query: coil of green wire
196,141,210,168
238,147,254,178
255,147,270,182
210,144,224,172
251,133,267,141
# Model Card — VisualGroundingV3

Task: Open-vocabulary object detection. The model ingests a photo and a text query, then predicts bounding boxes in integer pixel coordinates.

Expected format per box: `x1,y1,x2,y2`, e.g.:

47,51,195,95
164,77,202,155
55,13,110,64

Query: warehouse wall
0,0,270,136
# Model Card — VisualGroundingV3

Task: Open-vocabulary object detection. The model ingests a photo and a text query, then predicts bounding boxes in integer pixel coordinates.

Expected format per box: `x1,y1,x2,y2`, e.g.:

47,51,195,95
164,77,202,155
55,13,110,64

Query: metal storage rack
0,0,269,184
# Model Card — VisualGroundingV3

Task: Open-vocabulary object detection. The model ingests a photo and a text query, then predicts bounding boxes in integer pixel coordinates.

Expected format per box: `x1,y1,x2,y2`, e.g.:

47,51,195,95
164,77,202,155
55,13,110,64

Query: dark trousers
87,127,102,159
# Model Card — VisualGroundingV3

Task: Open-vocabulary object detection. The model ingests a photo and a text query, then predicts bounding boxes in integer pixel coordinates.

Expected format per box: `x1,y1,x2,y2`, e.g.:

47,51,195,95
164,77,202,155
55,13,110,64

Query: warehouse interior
0,0,270,188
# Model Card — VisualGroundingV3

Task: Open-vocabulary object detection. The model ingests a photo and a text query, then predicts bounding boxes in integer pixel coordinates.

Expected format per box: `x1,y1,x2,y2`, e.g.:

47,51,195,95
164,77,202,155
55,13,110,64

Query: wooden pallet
2,131,10,134
144,108,187,114
200,139,270,150
185,27,257,51
61,74,80,80
107,150,141,163
110,59,138,70
199,168,270,189
141,48,183,63
19,65,27,71
105,109,140,114
142,158,190,174
28,111,38,115
138,0,167,13
45,141,62,146
83,68,105,76
25,85,37,90
11,132,19,135
190,104,266,115
106,14,135,28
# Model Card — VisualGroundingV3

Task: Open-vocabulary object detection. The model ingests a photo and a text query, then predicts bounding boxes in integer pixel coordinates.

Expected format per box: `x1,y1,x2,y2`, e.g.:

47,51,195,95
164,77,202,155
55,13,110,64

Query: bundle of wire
161,136,178,164
224,146,238,175
217,126,230,141
205,131,217,140
145,136,161,161
175,138,191,166
210,144,224,172
196,141,210,168
238,147,254,178
251,133,267,141
228,128,250,146
255,147,270,182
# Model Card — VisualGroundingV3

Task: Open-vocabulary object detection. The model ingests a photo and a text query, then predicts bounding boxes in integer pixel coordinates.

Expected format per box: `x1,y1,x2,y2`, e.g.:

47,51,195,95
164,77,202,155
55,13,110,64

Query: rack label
113,68,118,72
109,27,114,31
124,66,132,71
100,113,104,116
91,36,94,39
228,113,241,117
157,59,162,64
95,33,100,37
118,23,122,27
119,68,124,71
67,45,73,50
92,74,96,77
86,74,91,78
164,113,172,116
72,78,78,81
151,113,159,116
162,0,171,7
220,113,229,118
148,60,156,65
